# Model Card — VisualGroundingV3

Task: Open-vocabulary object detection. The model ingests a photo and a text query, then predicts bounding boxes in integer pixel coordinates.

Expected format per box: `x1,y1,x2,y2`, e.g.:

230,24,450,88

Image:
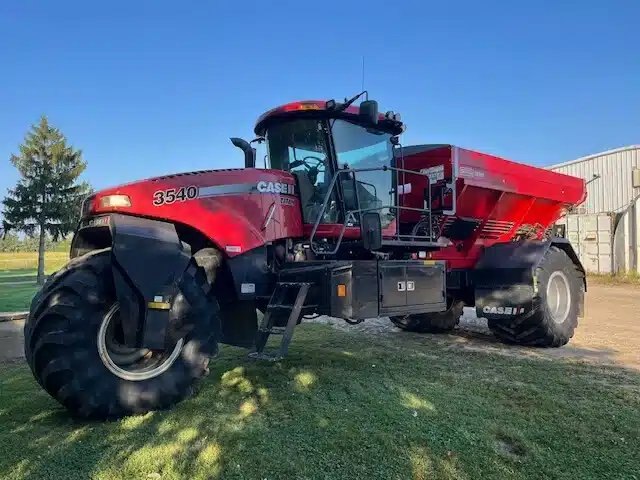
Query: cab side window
266,120,339,224
331,120,394,227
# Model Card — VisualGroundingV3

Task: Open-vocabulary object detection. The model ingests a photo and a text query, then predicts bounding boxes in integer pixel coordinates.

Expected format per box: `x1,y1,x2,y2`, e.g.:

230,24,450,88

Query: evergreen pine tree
2,116,90,284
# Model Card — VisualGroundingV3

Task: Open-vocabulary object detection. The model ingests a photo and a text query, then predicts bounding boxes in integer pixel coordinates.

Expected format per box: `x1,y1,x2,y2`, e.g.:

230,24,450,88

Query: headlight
99,194,131,208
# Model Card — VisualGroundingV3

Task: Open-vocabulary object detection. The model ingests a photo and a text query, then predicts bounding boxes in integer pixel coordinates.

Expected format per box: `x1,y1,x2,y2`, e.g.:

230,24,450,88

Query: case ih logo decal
257,181,295,195
482,306,525,315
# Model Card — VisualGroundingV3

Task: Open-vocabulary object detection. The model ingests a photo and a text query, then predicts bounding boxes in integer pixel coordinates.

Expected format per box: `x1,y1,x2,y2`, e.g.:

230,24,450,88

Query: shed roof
548,145,640,170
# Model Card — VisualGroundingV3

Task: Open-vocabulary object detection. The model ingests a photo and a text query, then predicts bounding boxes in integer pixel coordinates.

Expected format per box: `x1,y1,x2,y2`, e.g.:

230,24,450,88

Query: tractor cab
254,94,438,253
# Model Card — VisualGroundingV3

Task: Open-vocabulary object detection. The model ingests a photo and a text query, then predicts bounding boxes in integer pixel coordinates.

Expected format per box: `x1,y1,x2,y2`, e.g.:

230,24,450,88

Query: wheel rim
546,271,571,324
98,304,184,381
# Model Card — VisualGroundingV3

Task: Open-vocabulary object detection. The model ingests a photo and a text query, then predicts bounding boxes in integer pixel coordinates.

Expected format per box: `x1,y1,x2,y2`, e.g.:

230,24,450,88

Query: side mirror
361,212,382,251
359,100,378,125
230,137,256,168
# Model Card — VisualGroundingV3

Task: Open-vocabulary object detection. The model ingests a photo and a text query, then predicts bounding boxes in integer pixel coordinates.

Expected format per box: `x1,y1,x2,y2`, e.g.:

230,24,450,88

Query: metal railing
308,165,444,254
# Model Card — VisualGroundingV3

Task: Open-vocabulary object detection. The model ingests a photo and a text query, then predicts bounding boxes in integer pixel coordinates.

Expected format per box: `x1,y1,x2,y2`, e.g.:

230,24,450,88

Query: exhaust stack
230,137,256,169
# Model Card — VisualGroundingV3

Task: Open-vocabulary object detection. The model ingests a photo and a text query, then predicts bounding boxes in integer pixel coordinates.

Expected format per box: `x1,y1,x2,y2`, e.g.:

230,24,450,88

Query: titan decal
420,164,444,184
459,165,486,180
80,215,110,229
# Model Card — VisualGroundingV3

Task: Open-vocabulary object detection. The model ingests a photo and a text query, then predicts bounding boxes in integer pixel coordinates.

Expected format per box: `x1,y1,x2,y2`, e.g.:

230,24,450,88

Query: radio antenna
361,55,365,92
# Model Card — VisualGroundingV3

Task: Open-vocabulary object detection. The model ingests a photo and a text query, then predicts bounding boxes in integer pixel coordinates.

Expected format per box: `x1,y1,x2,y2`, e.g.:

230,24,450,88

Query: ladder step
247,351,283,362
250,282,310,361
267,303,318,311
258,326,286,334
268,304,294,310
276,282,312,288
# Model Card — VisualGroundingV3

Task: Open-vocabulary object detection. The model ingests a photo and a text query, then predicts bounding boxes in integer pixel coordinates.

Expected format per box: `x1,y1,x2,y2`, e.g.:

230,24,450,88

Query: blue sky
1,0,638,199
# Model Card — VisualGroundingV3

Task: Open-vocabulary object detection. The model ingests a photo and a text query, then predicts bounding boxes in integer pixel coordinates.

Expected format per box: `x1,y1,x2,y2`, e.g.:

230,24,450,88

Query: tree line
0,234,70,253
1,116,91,283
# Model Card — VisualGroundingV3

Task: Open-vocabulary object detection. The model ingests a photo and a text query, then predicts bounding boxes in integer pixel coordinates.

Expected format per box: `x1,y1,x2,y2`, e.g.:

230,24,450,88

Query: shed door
566,214,613,274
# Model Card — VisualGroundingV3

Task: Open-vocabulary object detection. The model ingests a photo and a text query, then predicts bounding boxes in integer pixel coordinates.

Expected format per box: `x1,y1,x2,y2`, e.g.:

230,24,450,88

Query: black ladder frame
248,282,310,361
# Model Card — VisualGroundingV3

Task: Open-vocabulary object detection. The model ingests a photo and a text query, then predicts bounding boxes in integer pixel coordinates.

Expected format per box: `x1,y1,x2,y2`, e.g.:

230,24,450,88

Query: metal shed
548,145,640,215
548,145,640,273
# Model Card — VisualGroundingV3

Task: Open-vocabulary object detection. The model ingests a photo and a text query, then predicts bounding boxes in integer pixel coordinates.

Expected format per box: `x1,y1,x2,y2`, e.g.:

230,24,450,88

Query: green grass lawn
0,269,39,312
0,283,38,312
0,251,68,272
0,252,69,312
1,325,638,480
588,272,640,286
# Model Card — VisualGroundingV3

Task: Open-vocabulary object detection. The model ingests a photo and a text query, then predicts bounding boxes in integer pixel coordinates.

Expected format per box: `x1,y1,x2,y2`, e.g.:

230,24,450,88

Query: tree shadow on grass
0,358,274,480
0,324,639,479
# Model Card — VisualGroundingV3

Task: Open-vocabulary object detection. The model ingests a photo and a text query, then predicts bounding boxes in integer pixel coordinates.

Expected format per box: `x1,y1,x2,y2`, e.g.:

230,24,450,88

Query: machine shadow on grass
1,324,639,479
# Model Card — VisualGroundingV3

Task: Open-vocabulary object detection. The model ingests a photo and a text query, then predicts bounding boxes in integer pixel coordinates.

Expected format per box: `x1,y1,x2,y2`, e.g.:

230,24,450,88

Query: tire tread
488,246,582,347
24,248,219,419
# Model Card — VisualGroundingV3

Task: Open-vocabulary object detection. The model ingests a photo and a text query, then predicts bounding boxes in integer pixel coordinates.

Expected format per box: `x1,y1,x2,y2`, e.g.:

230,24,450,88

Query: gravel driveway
307,282,640,369
1,282,638,369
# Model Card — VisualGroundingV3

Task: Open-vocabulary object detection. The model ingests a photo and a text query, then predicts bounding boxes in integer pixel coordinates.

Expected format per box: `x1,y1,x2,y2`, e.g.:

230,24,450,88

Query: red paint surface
85,168,303,256
85,141,585,270
254,99,403,136
400,145,585,268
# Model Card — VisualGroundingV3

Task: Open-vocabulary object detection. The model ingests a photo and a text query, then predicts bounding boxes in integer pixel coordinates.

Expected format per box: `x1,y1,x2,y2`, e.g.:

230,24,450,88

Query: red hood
87,167,287,213
96,167,247,193
82,168,303,256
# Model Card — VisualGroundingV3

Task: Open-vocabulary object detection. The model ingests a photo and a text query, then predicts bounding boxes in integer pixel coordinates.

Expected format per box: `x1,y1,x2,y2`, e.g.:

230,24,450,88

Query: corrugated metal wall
548,145,640,214
549,146,640,272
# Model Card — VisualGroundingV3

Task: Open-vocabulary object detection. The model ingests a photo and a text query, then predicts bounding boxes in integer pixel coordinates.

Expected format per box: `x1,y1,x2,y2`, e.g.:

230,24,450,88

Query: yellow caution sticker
147,301,171,310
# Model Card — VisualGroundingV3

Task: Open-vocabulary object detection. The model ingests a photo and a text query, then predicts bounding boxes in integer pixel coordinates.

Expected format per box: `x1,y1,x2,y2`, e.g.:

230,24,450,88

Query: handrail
308,165,445,254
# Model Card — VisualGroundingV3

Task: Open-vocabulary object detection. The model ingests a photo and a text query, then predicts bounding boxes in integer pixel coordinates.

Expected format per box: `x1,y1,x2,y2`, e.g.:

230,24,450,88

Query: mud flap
109,214,191,349
474,239,585,322
219,301,258,348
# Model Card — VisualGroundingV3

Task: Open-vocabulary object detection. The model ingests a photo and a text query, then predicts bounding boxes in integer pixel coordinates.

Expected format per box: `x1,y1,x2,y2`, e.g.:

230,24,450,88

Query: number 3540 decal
152,186,198,206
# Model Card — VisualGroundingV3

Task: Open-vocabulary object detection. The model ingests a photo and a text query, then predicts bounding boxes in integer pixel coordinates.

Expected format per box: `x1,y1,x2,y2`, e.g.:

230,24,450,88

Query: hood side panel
89,168,303,255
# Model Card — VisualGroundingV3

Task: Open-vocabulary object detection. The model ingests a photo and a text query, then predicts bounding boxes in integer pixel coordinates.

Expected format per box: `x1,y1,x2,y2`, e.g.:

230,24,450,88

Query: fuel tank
82,168,304,256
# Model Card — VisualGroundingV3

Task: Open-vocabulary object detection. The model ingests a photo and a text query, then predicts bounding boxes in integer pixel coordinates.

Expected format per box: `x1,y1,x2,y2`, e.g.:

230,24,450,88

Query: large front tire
488,246,582,347
24,249,219,419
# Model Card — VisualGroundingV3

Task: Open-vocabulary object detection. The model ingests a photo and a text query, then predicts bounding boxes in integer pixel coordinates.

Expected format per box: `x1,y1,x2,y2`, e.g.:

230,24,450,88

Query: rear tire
24,249,219,419
390,300,464,333
488,246,582,347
